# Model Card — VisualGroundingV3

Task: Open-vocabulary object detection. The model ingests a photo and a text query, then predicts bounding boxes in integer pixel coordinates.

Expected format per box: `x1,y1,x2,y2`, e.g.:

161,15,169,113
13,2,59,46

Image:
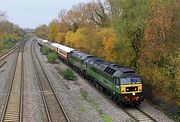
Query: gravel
139,100,174,122
0,50,18,118
23,40,47,122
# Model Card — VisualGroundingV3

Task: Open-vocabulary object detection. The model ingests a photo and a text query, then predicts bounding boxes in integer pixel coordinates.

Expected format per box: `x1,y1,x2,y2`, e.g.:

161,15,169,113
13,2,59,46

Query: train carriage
44,41,53,49
56,44,75,62
51,43,59,52
36,38,44,46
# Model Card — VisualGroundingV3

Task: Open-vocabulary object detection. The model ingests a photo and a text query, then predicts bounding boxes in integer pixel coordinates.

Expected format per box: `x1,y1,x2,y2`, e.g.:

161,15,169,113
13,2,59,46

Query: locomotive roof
85,56,136,77
71,50,94,60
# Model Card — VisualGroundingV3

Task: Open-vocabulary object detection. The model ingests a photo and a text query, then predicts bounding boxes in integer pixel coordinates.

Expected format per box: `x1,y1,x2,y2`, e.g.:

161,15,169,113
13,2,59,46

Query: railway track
0,42,21,68
0,41,25,122
124,106,157,122
31,41,70,122
83,76,158,122
80,74,157,122
0,42,21,62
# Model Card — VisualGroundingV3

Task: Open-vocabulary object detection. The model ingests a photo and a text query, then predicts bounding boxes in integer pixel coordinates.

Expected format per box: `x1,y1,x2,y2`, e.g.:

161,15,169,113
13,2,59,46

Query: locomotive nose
121,84,142,94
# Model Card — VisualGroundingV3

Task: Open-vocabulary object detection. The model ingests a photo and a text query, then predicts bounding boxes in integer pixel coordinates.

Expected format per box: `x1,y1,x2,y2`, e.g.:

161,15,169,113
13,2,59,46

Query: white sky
0,0,93,28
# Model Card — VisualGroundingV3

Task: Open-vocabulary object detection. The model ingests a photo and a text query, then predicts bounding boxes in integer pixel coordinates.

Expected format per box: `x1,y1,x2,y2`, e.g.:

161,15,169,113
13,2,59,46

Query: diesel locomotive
36,38,144,105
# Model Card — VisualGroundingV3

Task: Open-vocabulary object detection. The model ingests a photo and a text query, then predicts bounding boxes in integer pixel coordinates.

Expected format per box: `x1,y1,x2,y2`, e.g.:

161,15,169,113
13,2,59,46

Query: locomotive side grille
126,87,138,92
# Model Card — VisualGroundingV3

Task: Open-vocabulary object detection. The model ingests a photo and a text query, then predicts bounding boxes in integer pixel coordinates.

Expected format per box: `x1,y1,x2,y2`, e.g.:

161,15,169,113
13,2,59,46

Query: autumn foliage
35,0,179,120
0,12,24,52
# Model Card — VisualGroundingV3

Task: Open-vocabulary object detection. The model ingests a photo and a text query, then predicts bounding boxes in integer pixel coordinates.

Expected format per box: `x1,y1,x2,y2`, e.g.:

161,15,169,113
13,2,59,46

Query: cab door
113,77,120,95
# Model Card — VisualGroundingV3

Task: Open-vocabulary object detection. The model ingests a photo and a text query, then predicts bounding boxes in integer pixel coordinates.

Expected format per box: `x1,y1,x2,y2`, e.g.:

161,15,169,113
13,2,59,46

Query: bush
47,52,57,63
2,35,17,49
63,68,76,80
40,46,49,55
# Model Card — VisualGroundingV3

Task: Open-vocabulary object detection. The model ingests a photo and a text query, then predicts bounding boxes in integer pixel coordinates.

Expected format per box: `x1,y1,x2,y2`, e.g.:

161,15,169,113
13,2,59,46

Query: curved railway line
0,41,25,122
31,40,70,122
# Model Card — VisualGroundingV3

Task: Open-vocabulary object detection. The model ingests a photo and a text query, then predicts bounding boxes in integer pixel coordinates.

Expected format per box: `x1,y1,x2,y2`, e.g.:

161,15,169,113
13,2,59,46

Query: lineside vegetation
0,11,24,52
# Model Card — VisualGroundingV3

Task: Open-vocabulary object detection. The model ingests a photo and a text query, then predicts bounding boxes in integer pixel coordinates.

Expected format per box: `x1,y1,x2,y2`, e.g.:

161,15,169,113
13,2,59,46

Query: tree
0,11,6,21
48,20,59,42
98,28,115,61
35,24,49,39
112,0,149,67
138,0,179,114
91,0,110,27
55,32,66,44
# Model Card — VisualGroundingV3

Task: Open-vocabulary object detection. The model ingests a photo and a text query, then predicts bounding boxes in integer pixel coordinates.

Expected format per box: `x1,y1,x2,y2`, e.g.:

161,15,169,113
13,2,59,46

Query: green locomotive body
68,50,144,104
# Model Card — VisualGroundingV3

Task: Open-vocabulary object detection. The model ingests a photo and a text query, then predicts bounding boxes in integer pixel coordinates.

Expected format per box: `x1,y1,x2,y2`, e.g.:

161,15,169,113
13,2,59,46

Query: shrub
47,52,57,63
40,46,49,55
3,35,17,49
63,68,76,80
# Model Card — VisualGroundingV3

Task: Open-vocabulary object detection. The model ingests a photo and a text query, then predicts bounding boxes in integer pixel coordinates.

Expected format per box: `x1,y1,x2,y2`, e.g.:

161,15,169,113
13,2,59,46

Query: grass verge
80,88,112,122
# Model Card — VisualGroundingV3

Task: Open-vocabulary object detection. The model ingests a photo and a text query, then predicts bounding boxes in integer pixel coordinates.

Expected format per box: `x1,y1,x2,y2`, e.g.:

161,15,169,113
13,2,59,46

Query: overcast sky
0,0,93,28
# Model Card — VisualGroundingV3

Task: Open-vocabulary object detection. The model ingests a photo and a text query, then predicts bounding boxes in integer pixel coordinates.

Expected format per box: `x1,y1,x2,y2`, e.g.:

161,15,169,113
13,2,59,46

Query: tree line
35,0,179,120
0,11,24,51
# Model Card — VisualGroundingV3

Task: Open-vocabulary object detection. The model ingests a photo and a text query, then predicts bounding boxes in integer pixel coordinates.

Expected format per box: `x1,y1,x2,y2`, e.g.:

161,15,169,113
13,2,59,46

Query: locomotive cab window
113,78,120,85
116,78,120,86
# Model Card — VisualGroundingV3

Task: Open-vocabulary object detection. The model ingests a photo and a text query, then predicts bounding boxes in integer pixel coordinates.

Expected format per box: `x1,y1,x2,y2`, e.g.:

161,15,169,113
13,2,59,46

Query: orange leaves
98,28,115,61
64,27,116,60
35,24,49,39
55,32,66,44
48,20,59,41
141,0,174,64
138,0,178,105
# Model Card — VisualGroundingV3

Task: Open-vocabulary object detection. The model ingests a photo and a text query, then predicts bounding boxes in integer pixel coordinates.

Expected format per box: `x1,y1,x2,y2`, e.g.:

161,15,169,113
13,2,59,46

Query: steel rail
0,42,21,62
30,40,51,122
20,41,25,122
32,40,70,122
0,41,25,122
